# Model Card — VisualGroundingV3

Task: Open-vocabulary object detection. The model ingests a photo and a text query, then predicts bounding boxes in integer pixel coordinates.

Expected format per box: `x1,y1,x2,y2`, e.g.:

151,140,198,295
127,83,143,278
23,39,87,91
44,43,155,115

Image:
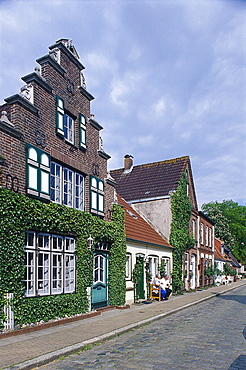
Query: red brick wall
0,42,114,220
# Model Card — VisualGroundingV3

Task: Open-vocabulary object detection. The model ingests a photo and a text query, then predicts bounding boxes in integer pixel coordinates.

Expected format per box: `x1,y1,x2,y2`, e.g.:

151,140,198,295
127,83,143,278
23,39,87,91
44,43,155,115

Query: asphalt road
38,285,246,369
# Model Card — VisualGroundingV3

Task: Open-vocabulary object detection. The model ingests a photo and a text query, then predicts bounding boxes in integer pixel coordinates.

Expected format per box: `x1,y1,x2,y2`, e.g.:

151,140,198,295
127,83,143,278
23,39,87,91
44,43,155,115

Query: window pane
91,191,97,209
29,147,37,161
58,112,63,130
98,180,104,191
75,173,84,210
41,153,49,167
91,177,97,188
41,170,49,194
28,166,38,190
98,194,104,212
80,128,86,145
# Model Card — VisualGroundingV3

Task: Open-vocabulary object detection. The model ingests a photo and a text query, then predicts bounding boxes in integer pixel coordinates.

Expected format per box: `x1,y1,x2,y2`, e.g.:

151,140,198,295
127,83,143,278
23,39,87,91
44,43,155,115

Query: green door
135,257,145,300
92,252,108,308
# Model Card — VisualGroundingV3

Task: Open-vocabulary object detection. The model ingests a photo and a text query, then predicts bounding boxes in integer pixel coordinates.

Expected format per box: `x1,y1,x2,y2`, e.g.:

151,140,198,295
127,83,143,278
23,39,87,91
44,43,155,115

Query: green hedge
0,187,126,326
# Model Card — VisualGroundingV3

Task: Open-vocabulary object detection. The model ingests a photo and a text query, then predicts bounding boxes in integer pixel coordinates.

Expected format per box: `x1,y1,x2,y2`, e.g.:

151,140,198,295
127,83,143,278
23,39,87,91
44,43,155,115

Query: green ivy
0,188,126,325
169,171,195,294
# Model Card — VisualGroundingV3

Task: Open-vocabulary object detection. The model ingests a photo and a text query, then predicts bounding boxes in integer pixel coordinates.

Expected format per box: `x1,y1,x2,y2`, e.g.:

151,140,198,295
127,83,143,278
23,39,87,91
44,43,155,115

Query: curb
4,282,245,370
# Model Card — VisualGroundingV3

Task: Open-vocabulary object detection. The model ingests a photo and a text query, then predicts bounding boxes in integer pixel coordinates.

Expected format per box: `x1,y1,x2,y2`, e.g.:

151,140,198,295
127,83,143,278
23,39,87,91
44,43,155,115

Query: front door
92,252,108,308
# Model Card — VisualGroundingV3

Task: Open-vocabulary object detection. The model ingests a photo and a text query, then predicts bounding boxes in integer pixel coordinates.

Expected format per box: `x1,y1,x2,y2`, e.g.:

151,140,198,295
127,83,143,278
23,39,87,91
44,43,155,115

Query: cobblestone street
39,285,246,370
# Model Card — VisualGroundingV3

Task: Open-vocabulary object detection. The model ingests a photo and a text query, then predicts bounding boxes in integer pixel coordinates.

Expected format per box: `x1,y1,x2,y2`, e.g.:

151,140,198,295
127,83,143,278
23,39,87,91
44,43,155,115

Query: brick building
0,40,124,321
0,38,114,216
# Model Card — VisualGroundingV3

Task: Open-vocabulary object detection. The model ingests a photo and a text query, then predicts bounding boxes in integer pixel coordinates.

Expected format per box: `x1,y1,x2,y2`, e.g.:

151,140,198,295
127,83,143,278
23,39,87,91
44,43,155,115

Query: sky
0,0,245,208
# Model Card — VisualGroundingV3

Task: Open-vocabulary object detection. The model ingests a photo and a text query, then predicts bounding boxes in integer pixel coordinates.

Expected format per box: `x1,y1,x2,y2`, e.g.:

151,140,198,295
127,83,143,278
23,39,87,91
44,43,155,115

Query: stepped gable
111,156,189,202
117,194,173,249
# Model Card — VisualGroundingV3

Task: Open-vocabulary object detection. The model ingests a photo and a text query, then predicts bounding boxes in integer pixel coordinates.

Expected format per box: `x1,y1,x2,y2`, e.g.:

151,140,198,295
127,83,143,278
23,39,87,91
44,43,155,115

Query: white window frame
50,162,84,210
205,226,209,246
64,113,74,144
126,253,132,280
200,223,204,245
24,232,76,297
94,254,105,284
56,96,74,144
148,256,159,280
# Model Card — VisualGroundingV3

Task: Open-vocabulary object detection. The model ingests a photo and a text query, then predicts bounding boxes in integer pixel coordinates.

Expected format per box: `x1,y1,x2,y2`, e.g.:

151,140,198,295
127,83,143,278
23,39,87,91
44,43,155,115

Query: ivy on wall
169,170,195,294
0,187,126,326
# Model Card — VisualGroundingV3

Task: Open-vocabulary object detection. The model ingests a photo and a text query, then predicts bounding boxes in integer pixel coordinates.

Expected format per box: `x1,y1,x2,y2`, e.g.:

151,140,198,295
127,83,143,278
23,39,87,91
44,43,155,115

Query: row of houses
0,40,242,326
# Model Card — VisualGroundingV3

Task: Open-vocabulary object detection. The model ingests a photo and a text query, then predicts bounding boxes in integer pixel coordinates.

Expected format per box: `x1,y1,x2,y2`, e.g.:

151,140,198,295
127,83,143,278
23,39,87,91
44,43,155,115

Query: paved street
38,285,246,370
38,287,246,370
0,280,246,370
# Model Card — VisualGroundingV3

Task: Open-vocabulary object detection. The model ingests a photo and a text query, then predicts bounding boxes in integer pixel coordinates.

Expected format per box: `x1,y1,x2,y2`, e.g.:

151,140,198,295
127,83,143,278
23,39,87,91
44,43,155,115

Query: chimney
124,154,134,173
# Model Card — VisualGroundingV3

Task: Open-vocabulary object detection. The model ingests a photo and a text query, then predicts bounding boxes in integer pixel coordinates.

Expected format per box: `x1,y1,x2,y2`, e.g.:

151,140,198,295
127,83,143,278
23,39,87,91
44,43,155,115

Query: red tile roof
117,194,173,249
214,238,230,262
111,156,192,202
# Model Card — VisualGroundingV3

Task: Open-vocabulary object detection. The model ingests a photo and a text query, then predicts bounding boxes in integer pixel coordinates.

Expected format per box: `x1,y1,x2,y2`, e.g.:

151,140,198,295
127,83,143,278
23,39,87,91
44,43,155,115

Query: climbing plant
0,187,126,326
159,259,166,278
169,170,195,294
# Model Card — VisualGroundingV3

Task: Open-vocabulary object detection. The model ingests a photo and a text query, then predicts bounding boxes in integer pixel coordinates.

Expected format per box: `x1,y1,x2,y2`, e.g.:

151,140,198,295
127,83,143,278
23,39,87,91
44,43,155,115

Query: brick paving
1,280,246,370
38,284,246,370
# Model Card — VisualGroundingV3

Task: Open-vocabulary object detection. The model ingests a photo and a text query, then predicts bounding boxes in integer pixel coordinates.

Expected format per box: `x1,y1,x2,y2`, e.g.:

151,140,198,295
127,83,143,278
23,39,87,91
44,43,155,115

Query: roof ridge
111,155,190,172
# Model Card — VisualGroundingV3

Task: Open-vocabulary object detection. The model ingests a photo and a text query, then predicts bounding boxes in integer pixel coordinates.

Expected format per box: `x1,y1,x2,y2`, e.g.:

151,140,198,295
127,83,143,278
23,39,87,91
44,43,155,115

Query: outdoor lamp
87,235,94,250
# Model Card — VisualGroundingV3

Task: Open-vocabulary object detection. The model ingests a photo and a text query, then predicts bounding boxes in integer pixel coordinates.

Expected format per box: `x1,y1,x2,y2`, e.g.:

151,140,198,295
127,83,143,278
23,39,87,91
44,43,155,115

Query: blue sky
0,0,245,208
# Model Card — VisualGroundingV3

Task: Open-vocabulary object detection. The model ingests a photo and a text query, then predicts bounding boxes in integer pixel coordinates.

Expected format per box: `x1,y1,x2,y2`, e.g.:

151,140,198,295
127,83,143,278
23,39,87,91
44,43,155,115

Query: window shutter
56,96,64,136
79,114,86,149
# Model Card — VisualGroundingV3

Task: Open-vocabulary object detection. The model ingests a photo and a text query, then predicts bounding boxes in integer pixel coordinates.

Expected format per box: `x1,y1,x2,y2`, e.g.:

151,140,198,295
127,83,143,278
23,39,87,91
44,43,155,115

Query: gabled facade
0,38,114,217
0,40,126,326
111,155,215,290
117,194,174,304
111,155,198,242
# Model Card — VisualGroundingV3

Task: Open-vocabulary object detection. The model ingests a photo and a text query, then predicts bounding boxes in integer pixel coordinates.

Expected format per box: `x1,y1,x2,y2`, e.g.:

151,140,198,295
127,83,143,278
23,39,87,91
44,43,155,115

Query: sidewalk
1,280,246,370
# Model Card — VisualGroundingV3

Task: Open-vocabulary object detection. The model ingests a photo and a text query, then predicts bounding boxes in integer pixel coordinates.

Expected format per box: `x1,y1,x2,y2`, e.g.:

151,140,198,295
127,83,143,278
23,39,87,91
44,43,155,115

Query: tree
202,200,246,264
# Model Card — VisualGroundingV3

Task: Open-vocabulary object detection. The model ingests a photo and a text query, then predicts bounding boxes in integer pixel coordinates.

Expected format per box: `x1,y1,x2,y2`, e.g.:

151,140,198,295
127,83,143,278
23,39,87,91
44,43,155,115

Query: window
94,254,105,283
79,114,86,149
192,220,196,239
50,162,84,210
148,256,159,280
205,226,209,246
126,253,132,280
26,144,50,200
162,257,171,276
56,96,74,144
24,231,76,297
64,114,74,144
90,176,104,216
200,223,204,245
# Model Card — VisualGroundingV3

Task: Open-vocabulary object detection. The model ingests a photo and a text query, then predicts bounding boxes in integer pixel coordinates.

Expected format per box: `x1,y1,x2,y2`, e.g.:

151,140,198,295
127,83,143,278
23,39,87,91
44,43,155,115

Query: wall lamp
87,235,94,250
